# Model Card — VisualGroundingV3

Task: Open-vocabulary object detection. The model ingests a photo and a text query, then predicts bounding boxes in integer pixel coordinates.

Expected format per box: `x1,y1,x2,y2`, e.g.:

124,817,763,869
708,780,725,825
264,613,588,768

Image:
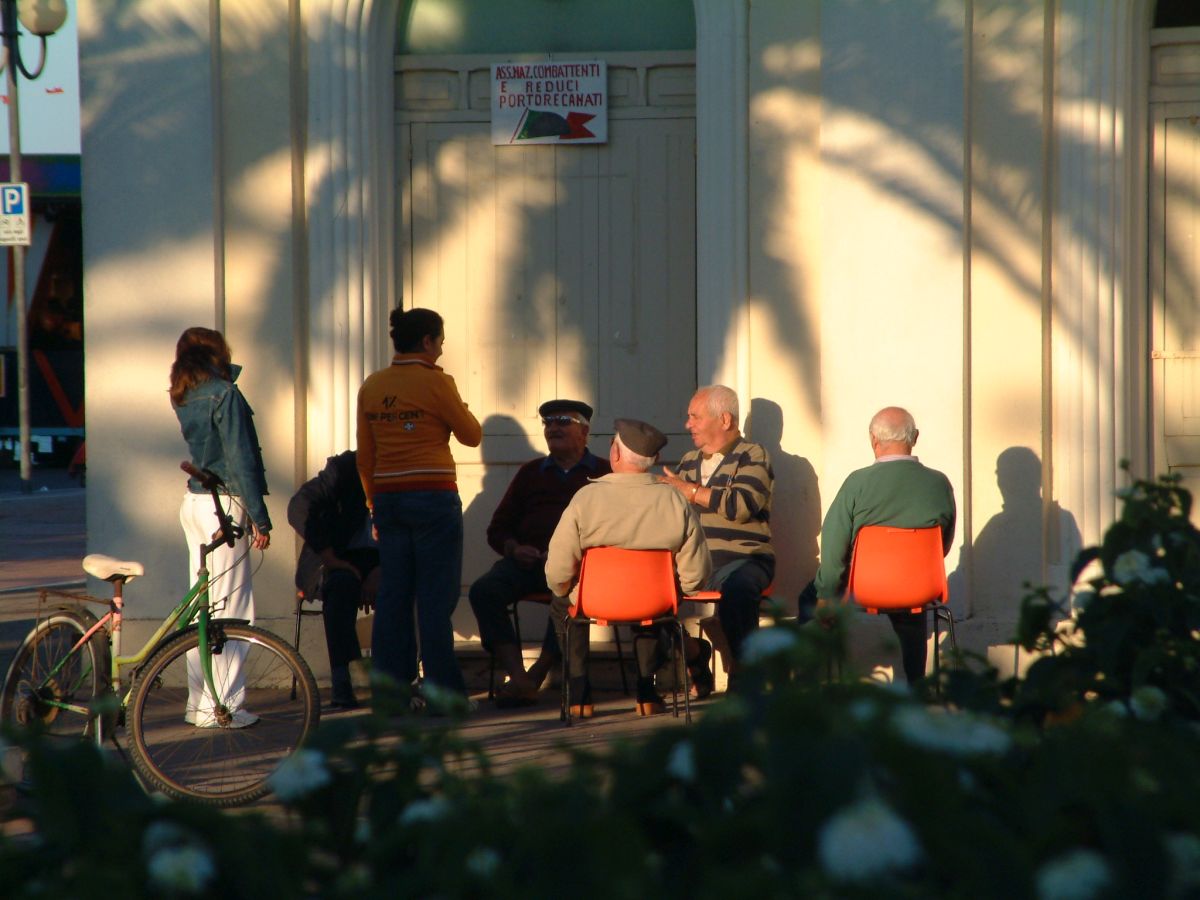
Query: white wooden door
1151,103,1200,518
401,117,697,448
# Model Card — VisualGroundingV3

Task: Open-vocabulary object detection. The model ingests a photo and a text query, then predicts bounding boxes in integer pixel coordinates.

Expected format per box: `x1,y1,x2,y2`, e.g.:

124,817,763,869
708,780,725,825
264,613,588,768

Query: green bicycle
0,463,320,806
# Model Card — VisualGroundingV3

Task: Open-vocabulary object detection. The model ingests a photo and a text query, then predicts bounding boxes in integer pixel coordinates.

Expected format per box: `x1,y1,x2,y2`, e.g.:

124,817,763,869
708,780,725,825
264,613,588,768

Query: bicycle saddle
83,553,145,583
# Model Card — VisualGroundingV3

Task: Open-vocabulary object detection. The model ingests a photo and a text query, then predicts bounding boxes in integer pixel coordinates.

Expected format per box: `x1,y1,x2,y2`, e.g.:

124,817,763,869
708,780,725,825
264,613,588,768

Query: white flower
890,706,1011,757
818,798,922,883
1166,833,1200,894
847,699,877,724
1129,685,1169,722
665,740,696,783
880,677,912,695
354,820,372,845
146,845,217,895
1110,550,1171,587
740,627,797,664
466,847,501,878
399,796,450,826
1036,849,1111,900
142,820,191,856
266,748,331,802
1102,700,1129,718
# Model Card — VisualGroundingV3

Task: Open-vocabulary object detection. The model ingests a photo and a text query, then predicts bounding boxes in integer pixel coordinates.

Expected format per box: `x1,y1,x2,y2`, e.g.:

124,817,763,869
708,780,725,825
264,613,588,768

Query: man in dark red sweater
469,400,611,707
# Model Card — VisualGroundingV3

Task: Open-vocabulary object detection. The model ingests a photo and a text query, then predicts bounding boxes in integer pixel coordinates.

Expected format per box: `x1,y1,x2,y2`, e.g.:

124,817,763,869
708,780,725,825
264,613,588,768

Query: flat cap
538,399,593,421
614,418,667,458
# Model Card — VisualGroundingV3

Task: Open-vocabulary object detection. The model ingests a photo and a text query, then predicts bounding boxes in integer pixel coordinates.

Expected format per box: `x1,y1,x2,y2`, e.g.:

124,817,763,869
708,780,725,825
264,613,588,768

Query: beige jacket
545,472,712,603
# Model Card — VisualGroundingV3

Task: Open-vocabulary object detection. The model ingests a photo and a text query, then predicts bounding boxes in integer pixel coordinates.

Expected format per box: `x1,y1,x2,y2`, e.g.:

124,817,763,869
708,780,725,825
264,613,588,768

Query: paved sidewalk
0,466,699,810
0,473,86,595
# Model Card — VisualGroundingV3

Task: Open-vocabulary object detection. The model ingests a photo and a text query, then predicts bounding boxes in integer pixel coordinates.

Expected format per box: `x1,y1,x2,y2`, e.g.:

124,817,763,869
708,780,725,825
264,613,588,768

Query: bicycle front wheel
1,607,110,738
128,623,319,806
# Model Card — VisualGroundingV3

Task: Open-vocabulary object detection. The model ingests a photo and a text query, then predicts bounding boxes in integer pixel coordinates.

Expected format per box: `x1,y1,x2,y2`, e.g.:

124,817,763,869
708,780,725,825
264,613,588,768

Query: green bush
1,471,1198,898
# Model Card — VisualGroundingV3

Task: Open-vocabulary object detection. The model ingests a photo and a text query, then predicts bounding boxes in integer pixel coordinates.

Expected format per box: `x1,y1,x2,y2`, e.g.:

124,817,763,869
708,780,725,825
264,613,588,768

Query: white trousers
179,492,254,716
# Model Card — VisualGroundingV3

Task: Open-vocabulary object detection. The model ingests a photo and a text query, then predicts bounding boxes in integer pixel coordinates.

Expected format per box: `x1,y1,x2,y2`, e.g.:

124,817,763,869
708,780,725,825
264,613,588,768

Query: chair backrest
845,525,948,614
574,547,680,624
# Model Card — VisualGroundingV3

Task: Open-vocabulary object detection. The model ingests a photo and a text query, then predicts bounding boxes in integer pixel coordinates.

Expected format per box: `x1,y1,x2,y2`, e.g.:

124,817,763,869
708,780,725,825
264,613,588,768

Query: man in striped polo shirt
660,385,774,682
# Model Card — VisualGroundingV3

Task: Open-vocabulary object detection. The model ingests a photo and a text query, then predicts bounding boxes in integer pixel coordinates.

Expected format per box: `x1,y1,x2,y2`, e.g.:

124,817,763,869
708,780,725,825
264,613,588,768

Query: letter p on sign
1,185,24,215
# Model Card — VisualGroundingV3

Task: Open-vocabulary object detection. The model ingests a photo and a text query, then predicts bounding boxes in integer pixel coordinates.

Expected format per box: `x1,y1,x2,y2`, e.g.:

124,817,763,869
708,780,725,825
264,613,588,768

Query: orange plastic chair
845,525,957,679
561,547,691,725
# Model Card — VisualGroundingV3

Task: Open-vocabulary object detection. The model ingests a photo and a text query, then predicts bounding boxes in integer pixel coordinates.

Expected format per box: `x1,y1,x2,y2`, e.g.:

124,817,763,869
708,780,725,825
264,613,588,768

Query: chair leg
931,605,958,690
676,622,691,725
561,617,571,726
613,624,630,695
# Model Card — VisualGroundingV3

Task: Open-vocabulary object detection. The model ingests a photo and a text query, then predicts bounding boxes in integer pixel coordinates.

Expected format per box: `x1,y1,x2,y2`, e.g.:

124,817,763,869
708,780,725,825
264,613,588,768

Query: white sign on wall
491,60,607,146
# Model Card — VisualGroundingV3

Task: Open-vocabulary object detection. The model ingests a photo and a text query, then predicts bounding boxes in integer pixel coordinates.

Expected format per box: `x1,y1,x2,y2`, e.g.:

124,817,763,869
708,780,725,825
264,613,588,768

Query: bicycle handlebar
181,461,243,549
180,461,224,491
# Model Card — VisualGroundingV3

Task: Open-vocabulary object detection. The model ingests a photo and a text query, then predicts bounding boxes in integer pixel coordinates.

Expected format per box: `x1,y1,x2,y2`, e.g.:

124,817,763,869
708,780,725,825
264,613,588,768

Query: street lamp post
2,0,68,493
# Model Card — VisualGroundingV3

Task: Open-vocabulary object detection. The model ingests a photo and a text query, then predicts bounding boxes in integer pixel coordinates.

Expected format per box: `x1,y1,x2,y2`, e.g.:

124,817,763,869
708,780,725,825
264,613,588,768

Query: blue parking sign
0,182,30,245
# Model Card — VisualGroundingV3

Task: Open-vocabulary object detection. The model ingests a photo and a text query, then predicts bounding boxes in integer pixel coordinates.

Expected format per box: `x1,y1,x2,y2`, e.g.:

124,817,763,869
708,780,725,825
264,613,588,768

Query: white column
1050,0,1148,546
302,0,397,470
693,0,750,399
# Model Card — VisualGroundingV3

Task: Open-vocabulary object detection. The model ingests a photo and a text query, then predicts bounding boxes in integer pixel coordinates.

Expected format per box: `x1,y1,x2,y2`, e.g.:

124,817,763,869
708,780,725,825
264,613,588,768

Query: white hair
869,407,918,444
614,433,654,471
697,384,739,422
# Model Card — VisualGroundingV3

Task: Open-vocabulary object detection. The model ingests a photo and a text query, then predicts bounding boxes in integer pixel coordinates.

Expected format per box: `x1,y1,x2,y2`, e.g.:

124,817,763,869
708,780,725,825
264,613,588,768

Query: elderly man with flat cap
469,400,612,707
546,418,713,717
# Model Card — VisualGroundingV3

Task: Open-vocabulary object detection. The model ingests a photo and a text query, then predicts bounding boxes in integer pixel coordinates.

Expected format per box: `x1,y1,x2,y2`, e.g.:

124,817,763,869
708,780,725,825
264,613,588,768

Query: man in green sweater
814,406,956,683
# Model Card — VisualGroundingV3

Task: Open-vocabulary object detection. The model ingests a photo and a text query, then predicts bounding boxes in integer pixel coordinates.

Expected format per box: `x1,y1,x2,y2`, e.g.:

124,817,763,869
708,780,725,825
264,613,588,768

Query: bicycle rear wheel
1,607,110,738
128,623,319,806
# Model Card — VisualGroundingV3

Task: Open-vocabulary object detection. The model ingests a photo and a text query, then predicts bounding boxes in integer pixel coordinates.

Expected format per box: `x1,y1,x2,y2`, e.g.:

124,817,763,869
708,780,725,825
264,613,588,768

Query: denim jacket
174,364,272,530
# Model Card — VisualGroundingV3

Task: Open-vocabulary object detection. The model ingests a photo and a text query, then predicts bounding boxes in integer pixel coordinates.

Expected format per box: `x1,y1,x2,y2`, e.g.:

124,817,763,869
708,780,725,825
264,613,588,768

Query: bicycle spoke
129,624,318,805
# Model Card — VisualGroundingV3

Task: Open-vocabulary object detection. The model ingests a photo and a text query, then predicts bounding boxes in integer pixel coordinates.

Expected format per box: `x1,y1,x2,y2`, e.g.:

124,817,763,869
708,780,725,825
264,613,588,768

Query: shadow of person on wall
746,398,821,616
948,446,1082,627
462,415,540,585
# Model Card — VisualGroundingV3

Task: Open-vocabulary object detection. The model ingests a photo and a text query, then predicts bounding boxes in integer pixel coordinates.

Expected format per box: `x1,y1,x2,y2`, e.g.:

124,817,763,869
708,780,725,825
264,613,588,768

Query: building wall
78,2,300,644
77,0,1157,671
966,1,1056,622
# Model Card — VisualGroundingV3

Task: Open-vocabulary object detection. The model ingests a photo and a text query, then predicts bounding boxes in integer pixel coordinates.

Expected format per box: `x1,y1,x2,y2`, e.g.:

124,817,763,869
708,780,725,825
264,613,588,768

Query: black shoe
330,667,358,709
688,639,715,700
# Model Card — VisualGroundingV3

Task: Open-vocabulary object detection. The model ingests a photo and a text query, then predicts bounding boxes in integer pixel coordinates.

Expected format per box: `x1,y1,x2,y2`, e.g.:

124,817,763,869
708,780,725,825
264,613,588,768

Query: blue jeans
711,556,775,662
468,557,559,659
371,491,466,693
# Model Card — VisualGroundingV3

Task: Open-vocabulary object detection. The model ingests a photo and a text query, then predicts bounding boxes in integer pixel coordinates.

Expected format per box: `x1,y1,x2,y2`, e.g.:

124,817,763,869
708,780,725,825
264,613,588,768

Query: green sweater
814,457,956,600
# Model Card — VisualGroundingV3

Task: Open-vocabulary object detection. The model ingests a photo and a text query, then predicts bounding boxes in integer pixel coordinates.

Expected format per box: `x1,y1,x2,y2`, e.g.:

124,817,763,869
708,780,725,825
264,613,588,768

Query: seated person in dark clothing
288,450,379,709
469,400,611,707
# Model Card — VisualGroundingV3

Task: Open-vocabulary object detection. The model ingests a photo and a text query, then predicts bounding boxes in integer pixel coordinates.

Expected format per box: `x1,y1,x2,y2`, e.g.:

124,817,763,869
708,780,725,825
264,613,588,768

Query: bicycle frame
28,476,245,737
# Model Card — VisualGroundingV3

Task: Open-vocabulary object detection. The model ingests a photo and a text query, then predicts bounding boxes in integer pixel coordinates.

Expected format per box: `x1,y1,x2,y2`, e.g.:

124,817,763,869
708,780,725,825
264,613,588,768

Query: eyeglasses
542,415,583,427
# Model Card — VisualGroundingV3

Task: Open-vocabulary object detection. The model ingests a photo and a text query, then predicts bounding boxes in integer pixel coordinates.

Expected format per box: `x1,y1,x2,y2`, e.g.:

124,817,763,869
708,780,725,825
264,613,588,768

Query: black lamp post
2,0,68,492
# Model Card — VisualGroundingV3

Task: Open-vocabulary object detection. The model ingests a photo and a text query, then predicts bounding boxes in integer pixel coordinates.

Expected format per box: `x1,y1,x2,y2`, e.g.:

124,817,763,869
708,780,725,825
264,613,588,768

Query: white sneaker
190,709,259,729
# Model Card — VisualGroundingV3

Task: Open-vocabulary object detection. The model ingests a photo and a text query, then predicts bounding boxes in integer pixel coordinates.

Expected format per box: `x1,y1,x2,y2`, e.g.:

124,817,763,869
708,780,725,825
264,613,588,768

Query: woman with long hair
170,326,272,727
